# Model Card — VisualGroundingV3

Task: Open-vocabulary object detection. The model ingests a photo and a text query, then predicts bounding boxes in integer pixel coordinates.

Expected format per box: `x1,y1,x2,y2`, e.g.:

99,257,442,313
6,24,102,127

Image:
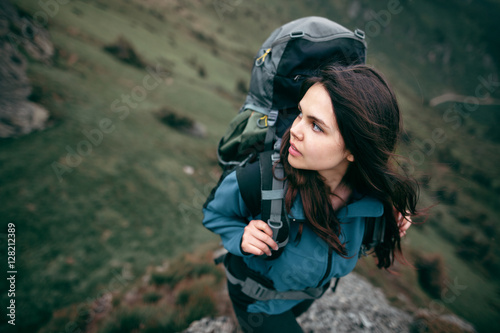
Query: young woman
203,64,418,332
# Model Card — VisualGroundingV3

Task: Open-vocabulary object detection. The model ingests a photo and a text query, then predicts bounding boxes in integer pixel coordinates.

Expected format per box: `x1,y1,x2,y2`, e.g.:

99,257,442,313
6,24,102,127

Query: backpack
217,16,367,168
205,16,386,300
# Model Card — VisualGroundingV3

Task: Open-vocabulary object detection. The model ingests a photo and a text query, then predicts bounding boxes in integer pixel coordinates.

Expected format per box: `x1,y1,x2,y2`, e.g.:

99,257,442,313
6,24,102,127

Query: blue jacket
202,170,384,315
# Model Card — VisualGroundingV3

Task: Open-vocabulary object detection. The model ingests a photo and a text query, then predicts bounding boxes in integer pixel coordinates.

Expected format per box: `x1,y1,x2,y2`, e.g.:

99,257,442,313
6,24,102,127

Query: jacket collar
336,195,384,219
290,191,384,220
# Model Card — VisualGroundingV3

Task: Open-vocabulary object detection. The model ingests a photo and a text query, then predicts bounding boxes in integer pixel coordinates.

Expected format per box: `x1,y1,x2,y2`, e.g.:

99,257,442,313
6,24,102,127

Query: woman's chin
287,155,303,169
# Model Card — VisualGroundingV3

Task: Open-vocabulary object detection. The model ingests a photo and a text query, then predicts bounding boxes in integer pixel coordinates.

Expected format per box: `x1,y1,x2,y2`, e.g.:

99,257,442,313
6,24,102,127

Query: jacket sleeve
202,171,254,257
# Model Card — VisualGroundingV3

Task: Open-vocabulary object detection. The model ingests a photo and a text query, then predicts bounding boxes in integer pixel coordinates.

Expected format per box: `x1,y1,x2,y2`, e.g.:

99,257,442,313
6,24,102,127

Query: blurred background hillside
0,0,499,332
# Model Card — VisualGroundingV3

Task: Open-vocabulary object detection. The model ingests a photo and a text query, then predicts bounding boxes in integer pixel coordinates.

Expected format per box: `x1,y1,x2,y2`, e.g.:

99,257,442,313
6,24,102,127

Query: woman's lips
289,142,302,157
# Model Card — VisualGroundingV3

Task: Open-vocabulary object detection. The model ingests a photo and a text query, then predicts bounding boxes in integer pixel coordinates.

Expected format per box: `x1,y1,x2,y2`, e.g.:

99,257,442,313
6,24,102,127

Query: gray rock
296,273,413,333
0,0,54,63
181,272,476,333
183,316,237,333
0,100,49,138
0,0,52,138
0,39,31,102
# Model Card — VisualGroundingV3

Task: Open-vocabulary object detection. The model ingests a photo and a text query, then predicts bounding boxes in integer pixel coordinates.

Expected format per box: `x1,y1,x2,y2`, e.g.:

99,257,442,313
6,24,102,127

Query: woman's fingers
248,220,274,237
246,221,279,253
398,213,412,237
243,240,272,256
241,220,279,256
399,222,409,237
241,235,272,256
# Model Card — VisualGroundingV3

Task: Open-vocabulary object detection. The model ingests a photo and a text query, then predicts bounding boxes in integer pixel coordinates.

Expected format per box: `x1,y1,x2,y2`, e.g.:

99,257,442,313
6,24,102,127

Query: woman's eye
312,123,322,132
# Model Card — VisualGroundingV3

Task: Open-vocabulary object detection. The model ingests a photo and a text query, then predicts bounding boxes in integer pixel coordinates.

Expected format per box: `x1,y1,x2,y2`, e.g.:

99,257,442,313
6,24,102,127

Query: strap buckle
241,278,276,300
267,110,279,126
267,218,283,230
273,138,282,152
354,28,365,40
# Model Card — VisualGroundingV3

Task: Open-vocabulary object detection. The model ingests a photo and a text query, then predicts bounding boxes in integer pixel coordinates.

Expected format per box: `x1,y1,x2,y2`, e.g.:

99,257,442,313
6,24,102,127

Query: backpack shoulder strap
236,150,289,259
359,215,386,257
259,150,289,257
236,160,262,217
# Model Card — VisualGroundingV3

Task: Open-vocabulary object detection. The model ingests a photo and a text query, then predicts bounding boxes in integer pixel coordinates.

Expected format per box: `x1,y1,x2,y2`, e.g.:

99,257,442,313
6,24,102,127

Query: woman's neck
318,160,350,194
320,168,346,194
329,182,352,211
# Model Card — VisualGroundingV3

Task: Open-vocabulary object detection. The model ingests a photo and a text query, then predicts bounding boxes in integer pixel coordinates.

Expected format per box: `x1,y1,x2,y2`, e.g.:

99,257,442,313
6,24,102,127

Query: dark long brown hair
279,64,419,269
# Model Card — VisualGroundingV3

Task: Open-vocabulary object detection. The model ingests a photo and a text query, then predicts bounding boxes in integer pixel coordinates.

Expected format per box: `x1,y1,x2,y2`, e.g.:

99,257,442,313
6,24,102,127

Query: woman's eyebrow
307,115,330,129
298,103,331,129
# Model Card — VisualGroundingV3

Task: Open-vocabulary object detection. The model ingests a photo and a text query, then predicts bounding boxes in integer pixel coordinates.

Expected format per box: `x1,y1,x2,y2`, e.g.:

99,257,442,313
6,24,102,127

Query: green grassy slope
1,0,499,332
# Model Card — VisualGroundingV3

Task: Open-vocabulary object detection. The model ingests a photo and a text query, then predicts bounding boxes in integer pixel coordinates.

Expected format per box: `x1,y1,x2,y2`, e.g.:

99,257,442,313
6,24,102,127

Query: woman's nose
290,121,303,141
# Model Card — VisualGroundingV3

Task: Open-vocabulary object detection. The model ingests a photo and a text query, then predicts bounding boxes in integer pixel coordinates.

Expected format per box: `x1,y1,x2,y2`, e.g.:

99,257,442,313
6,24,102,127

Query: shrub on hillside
157,108,207,138
150,257,223,288
236,78,248,95
148,8,165,21
97,307,182,333
142,291,161,304
185,55,208,78
471,170,491,188
191,29,216,46
176,282,218,323
436,148,461,172
103,36,148,69
419,174,431,188
98,308,148,333
435,186,457,205
453,211,487,226
415,253,447,299
159,109,194,129
456,230,490,261
198,64,207,78
96,248,226,333
481,250,500,277
410,311,476,333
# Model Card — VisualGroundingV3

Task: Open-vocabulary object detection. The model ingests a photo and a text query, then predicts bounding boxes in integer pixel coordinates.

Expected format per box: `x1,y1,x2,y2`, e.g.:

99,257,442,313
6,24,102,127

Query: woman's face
288,83,354,180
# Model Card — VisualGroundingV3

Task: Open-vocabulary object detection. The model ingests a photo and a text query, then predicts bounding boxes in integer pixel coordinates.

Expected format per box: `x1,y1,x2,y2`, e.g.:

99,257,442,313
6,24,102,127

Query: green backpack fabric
217,110,269,167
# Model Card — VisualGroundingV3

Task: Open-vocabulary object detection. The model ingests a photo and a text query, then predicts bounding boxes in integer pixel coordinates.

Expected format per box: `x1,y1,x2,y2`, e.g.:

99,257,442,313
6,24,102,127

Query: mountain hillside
1,0,499,332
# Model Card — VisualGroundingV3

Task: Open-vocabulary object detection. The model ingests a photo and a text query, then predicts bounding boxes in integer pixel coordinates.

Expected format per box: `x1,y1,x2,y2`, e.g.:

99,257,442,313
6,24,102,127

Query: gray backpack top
243,16,366,116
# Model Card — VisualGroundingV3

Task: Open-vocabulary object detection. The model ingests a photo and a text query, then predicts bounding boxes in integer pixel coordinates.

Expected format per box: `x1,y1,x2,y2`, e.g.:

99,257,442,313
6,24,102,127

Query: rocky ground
0,0,52,138
183,272,476,333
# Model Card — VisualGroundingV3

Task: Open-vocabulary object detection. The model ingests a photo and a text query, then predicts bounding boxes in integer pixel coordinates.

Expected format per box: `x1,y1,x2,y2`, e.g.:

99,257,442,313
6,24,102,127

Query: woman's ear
347,153,355,162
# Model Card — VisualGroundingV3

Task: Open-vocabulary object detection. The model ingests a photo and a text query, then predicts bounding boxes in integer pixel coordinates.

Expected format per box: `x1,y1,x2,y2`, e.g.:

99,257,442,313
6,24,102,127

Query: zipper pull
257,115,268,128
256,48,271,66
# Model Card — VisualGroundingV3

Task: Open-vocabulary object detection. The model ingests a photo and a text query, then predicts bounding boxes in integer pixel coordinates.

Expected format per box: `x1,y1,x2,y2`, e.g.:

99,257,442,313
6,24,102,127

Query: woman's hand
241,220,279,256
396,209,412,238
